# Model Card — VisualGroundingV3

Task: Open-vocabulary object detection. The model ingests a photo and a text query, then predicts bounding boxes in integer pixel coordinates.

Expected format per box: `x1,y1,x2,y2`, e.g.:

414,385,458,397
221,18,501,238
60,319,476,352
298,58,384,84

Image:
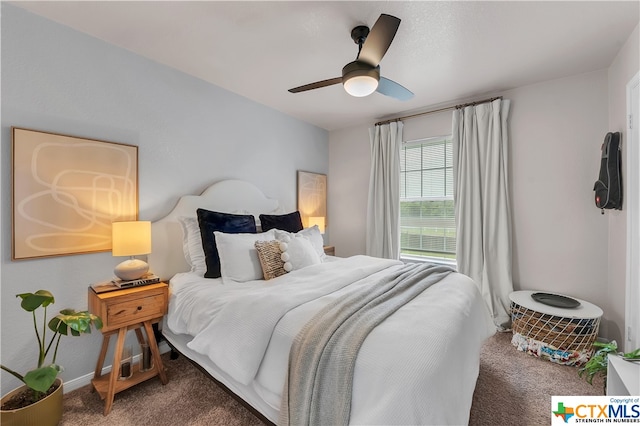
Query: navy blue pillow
259,211,303,233
196,209,256,278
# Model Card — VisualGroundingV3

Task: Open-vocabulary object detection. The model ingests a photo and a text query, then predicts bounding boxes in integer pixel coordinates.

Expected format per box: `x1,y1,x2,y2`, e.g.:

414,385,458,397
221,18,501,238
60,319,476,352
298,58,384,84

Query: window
399,136,456,261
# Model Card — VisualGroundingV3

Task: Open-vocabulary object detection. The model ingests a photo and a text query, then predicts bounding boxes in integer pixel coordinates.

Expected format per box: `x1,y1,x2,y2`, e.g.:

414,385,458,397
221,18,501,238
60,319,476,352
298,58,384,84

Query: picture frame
296,171,327,229
11,127,138,260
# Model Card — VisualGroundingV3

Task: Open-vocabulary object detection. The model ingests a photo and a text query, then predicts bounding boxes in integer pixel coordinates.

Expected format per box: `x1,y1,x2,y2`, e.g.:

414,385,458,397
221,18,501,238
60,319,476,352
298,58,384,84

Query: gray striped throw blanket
279,262,454,426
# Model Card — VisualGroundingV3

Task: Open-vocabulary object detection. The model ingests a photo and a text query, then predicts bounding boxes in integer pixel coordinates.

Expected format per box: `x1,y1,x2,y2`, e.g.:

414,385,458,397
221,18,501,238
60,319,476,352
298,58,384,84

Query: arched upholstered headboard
148,180,281,281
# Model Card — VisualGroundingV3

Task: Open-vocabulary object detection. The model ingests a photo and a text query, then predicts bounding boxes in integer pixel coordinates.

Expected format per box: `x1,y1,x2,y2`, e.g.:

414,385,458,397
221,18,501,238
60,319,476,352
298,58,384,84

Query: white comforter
168,255,495,425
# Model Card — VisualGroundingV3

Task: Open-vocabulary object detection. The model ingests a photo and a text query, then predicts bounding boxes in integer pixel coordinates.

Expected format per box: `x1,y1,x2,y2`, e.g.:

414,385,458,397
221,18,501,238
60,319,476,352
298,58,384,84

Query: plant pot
0,378,63,426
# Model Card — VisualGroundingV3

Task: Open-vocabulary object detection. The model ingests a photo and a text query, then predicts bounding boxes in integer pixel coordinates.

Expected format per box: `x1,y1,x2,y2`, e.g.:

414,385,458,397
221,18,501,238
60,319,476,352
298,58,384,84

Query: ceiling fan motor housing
342,61,380,82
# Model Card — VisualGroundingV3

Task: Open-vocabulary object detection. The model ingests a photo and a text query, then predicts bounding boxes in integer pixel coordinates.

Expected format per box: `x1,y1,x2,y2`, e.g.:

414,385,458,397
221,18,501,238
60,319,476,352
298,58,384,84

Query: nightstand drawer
88,283,168,333
106,293,165,329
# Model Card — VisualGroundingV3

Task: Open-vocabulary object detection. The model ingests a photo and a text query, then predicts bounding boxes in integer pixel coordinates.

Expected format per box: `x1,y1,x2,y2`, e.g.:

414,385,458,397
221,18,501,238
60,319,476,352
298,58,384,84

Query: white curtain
452,99,513,330
366,122,403,259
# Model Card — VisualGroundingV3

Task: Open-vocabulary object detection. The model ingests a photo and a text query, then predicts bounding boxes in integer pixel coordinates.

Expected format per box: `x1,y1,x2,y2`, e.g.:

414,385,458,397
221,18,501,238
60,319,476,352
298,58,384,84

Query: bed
149,179,495,425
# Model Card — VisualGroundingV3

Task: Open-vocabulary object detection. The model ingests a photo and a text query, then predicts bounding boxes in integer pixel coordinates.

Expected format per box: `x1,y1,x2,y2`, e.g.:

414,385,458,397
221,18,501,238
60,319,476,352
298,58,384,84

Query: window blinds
400,136,456,258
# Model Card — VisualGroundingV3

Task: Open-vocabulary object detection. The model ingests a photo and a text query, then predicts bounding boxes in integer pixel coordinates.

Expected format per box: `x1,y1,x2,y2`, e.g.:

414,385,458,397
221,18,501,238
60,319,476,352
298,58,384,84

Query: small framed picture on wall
297,170,327,230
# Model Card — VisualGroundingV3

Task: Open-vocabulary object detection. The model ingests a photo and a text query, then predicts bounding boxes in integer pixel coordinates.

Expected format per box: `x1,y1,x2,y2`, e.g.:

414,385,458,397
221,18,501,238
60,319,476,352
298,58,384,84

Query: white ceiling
11,1,640,131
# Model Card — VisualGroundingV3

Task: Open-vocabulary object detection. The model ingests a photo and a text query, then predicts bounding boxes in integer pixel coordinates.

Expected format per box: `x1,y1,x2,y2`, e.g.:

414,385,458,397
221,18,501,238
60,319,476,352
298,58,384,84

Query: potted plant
578,340,640,394
1,290,102,426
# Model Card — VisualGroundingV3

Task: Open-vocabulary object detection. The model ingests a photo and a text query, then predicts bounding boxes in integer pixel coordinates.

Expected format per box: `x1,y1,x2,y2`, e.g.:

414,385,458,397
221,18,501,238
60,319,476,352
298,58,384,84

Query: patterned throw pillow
254,240,290,280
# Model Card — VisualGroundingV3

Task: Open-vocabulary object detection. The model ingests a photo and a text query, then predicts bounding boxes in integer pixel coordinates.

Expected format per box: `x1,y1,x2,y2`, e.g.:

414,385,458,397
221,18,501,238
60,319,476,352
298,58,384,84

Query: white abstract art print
12,127,138,259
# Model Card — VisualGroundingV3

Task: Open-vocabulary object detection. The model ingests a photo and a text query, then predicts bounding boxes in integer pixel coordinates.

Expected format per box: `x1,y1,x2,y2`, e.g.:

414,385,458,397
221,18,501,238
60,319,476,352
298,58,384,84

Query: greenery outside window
400,136,455,262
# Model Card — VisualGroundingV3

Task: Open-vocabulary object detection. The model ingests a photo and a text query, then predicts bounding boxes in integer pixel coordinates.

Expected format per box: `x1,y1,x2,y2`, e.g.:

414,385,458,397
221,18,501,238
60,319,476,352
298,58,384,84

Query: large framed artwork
12,127,138,260
296,171,327,230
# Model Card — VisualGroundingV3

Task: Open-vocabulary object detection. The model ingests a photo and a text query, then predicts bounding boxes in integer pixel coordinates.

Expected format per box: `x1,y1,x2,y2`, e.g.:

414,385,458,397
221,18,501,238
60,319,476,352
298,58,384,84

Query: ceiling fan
288,14,414,101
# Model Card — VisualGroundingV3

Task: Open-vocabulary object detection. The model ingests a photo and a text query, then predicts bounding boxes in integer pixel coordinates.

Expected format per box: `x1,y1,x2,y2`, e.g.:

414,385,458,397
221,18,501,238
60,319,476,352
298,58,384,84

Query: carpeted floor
61,332,604,425
468,332,603,425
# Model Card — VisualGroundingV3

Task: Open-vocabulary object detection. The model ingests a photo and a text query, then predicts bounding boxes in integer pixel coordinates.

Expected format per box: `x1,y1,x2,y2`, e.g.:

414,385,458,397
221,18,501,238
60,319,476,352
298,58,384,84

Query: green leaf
592,340,618,351
48,309,102,335
23,365,59,393
16,290,55,312
578,340,619,386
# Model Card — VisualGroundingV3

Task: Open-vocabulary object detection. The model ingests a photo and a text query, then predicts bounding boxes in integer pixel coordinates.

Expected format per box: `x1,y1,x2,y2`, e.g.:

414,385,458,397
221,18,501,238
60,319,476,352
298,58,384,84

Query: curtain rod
374,96,503,126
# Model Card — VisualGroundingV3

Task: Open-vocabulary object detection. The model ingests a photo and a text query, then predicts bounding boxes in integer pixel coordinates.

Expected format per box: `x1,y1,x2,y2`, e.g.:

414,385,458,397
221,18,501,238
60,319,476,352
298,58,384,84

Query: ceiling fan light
342,61,380,98
344,75,379,97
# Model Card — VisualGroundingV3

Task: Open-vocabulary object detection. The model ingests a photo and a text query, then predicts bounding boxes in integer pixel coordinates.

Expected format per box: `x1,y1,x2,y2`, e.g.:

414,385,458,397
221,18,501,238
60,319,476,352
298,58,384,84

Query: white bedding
167,255,495,425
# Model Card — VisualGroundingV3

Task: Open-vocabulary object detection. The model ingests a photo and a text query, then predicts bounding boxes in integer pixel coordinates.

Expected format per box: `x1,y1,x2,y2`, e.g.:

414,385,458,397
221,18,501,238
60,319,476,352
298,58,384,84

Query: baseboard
63,341,171,394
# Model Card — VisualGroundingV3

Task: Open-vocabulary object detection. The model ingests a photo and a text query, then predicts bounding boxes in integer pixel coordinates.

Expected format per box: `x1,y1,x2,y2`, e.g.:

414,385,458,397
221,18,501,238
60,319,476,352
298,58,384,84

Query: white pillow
275,225,326,261
178,216,206,276
214,229,276,284
281,234,321,270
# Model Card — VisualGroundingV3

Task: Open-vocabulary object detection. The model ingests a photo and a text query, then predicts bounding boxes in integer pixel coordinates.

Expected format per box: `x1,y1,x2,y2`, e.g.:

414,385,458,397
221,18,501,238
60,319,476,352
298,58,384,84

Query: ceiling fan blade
288,77,342,93
377,77,414,101
357,14,401,67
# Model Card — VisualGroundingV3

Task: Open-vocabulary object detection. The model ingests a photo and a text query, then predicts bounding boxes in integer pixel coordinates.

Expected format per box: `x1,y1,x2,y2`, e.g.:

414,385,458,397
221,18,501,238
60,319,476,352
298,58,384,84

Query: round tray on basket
531,292,581,309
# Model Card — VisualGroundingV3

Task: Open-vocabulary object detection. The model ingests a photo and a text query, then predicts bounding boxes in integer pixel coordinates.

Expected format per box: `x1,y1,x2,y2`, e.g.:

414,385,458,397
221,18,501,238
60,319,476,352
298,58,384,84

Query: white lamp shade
343,75,378,97
112,221,151,256
308,217,326,234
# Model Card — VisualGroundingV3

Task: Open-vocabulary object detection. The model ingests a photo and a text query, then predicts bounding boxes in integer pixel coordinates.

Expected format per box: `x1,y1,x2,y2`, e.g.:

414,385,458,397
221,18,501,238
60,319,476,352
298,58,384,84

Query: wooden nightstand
88,282,169,415
323,245,335,256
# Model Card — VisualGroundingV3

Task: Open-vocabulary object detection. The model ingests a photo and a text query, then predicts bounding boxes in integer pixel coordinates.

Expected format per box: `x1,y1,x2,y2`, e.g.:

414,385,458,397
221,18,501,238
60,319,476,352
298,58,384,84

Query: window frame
399,135,456,266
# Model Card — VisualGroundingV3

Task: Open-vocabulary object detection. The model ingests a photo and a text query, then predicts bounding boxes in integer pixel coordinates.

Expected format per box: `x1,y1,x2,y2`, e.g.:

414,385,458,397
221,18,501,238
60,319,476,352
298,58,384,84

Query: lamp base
114,259,149,281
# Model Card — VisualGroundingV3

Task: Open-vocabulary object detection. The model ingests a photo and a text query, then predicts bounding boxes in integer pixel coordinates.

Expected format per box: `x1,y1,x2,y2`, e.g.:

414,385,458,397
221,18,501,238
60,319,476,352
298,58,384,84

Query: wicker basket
510,301,600,352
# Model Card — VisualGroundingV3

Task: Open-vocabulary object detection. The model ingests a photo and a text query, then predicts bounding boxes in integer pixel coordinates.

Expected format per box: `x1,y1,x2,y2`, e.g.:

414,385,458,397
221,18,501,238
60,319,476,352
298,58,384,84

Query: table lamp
308,216,326,234
112,221,151,280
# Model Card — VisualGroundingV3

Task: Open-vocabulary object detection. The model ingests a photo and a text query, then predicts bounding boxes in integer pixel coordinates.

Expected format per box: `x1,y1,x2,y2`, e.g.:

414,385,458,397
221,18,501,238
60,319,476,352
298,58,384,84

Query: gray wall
606,23,639,351
329,69,614,337
1,4,328,395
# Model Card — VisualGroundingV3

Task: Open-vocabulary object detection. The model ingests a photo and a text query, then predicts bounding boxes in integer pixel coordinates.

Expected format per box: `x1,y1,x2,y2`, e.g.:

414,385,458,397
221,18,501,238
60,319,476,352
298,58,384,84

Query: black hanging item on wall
593,131,623,214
